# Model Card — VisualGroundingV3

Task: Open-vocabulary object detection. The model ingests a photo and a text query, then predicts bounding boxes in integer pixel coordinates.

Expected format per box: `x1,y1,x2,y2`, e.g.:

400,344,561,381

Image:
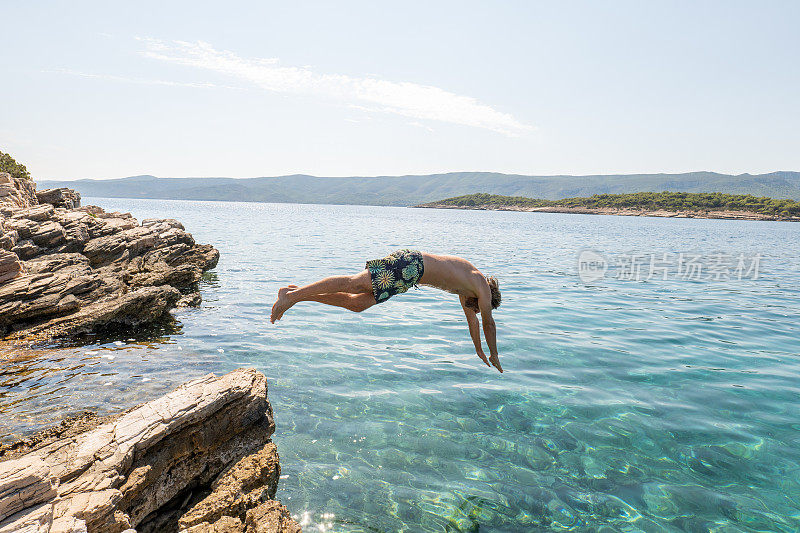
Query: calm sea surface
2,198,800,532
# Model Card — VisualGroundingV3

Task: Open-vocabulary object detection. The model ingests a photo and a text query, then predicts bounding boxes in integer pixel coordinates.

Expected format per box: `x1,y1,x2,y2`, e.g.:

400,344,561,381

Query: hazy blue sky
2,1,798,180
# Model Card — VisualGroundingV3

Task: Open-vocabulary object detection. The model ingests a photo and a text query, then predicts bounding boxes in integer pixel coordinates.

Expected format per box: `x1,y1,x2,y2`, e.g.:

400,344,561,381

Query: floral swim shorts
365,249,425,304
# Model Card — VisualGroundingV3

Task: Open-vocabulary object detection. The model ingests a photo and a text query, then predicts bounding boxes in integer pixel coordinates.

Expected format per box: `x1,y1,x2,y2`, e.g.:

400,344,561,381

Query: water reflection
0,319,219,441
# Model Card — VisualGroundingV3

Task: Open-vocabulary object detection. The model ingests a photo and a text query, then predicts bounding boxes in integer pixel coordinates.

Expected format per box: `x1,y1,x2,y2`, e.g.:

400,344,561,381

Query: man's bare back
418,252,486,298
270,249,503,372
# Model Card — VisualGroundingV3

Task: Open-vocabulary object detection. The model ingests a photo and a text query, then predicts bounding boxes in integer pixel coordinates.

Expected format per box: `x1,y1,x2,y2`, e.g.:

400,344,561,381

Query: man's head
465,276,501,312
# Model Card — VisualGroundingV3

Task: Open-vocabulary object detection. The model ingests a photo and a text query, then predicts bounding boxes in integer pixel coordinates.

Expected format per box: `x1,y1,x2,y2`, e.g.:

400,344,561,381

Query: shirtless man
270,249,503,372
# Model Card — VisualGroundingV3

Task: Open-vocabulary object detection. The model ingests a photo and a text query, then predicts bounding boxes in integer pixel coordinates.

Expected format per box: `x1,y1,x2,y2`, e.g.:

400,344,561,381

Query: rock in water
0,174,219,342
0,369,301,533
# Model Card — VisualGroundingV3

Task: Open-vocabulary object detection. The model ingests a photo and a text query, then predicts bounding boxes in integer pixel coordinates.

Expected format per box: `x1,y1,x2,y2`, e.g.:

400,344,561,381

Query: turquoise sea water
2,198,800,532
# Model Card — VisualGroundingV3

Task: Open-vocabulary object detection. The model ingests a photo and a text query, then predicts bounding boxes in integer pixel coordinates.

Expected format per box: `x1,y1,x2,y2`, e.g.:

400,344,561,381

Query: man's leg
303,292,376,312
287,270,372,302
270,270,373,322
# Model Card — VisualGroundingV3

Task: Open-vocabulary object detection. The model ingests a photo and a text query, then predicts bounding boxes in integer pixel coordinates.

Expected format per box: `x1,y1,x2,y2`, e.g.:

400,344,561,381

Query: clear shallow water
2,198,800,532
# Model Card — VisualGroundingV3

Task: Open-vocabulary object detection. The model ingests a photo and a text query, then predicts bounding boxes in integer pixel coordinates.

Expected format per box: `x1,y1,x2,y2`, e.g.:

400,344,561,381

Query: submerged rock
0,369,301,533
0,177,219,342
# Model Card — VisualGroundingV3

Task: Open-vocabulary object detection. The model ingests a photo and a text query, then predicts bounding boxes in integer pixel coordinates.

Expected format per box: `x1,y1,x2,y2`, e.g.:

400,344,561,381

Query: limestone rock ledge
0,173,219,342
0,368,301,533
35,188,81,210
0,170,37,210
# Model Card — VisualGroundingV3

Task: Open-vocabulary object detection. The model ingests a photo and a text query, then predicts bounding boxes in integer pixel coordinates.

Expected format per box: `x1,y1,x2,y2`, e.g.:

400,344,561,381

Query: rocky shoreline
0,368,301,533
416,203,800,221
0,168,302,531
0,171,219,344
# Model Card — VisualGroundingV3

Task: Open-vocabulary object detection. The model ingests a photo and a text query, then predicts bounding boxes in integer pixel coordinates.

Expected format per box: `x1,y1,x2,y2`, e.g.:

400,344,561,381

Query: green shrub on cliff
0,150,32,182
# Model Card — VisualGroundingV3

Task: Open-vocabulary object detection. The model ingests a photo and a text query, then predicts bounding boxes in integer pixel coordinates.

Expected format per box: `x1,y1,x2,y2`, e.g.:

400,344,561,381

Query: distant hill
38,171,800,206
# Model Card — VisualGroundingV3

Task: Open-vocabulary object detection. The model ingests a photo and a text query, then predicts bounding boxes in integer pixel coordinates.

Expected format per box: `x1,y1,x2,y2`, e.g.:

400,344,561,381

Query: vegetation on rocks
0,150,31,182
421,191,800,218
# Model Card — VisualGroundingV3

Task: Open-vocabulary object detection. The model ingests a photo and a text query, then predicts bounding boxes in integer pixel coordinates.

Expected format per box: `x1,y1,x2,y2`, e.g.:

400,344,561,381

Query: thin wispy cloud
408,121,435,133
139,38,533,136
48,68,235,89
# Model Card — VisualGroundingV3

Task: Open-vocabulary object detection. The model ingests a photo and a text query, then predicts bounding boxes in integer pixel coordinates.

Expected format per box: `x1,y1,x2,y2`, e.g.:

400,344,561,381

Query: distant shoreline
415,203,800,222
38,170,800,208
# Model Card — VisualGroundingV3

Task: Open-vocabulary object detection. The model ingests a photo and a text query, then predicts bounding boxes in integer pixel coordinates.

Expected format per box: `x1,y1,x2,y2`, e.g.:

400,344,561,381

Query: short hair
487,276,501,309
465,276,501,311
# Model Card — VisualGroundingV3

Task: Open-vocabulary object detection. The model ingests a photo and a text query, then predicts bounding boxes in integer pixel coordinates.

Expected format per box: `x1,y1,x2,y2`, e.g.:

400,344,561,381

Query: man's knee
350,302,369,312
349,295,374,312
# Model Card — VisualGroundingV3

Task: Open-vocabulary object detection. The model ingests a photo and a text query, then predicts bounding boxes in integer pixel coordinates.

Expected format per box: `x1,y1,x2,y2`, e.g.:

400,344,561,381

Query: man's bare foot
489,353,503,373
270,287,294,323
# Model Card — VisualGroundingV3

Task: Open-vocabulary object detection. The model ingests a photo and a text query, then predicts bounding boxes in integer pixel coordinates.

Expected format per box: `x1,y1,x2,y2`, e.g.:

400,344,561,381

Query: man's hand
461,296,491,369
478,292,502,373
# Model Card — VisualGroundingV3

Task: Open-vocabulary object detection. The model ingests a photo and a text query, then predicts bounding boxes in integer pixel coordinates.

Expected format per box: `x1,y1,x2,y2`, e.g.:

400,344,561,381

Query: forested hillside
39,171,800,206
420,191,800,217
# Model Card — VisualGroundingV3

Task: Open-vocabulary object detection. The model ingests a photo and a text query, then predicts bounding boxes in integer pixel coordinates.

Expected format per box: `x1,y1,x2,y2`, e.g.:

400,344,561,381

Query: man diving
270,249,503,372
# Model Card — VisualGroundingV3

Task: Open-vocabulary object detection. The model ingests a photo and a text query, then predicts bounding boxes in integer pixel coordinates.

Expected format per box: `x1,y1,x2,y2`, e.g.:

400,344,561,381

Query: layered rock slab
0,171,37,209
0,369,300,533
35,188,81,210
0,201,219,341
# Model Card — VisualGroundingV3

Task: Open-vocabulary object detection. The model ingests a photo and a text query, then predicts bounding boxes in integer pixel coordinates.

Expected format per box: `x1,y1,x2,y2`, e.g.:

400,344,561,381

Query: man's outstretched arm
478,295,502,373
460,296,490,368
